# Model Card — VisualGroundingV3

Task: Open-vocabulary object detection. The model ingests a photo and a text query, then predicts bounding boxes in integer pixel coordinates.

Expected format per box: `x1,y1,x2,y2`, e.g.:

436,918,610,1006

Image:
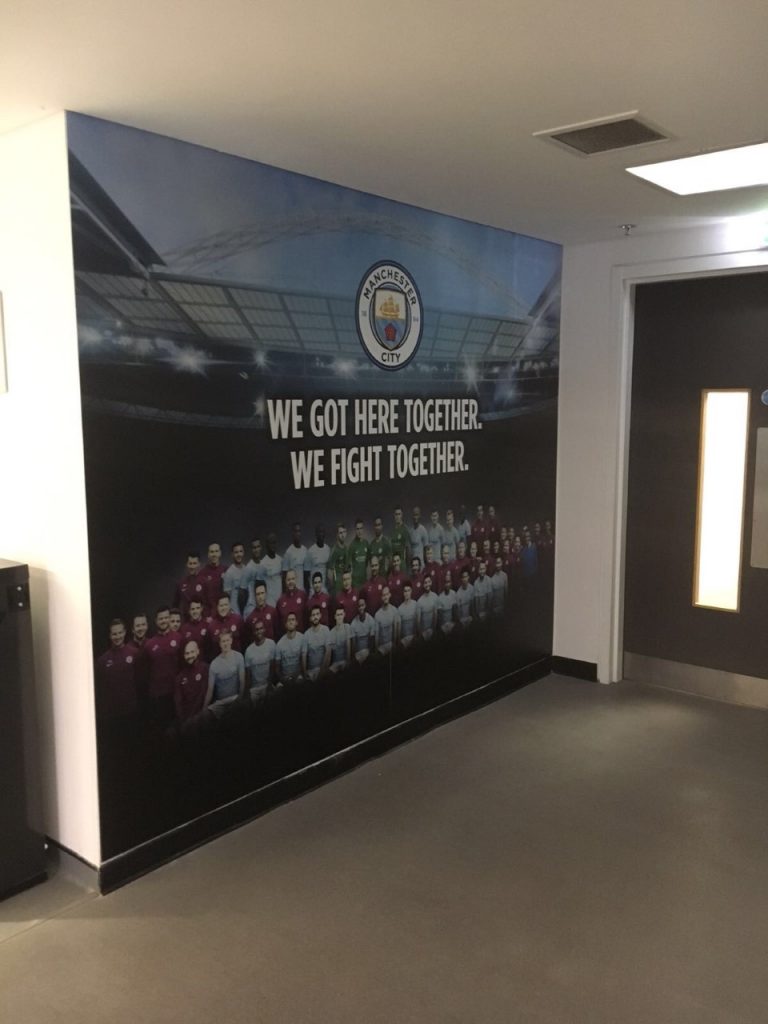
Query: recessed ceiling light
627,142,768,195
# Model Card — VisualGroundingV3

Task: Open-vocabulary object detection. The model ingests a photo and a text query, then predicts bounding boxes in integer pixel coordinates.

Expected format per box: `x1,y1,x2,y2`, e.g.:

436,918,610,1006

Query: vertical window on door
693,389,750,611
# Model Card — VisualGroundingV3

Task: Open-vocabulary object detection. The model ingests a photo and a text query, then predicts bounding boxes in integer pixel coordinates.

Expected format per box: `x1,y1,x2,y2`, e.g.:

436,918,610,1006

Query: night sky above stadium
67,114,559,320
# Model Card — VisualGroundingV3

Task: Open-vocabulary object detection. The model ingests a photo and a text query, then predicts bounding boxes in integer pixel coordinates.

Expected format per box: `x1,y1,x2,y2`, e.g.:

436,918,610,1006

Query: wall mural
68,113,561,858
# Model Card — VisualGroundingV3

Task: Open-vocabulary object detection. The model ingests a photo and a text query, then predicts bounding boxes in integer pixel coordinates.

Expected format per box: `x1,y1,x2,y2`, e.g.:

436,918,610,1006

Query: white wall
555,219,768,683
0,114,100,864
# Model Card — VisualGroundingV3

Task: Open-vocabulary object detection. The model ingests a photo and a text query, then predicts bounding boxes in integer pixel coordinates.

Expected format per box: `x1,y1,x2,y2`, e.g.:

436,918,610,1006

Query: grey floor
2,674,768,1023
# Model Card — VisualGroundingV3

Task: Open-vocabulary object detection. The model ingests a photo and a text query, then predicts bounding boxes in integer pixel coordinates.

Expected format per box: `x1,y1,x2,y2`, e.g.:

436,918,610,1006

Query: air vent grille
543,117,668,155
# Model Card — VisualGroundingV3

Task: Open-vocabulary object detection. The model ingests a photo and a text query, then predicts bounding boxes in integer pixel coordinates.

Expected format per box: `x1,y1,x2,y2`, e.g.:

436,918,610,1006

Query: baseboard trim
45,838,99,891
98,656,550,893
551,656,598,682
624,652,768,710
0,871,48,903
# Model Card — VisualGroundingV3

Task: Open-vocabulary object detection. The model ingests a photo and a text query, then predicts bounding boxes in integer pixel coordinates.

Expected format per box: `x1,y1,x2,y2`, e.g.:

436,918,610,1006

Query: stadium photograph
68,113,561,856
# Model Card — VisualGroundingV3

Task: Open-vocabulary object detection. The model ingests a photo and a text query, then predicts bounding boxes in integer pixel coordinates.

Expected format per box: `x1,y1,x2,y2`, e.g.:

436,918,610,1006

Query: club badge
356,261,423,371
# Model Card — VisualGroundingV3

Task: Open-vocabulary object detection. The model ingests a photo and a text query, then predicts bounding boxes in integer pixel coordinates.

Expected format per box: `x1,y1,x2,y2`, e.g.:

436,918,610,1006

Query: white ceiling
3,0,768,244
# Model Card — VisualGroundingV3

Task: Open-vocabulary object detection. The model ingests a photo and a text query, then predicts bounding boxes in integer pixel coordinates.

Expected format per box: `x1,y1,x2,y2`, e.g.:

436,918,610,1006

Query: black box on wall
0,560,46,899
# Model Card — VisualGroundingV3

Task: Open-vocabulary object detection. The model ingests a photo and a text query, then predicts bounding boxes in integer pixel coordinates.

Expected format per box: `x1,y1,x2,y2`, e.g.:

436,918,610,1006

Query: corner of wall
0,113,101,865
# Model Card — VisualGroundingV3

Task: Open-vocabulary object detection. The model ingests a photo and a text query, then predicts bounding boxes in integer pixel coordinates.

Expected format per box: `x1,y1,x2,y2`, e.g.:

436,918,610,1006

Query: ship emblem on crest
355,261,423,371
375,291,405,350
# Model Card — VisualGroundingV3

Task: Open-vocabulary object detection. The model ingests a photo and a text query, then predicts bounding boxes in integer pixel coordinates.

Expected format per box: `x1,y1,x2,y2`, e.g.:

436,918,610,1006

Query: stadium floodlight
134,337,153,357
461,360,479,392
78,324,103,348
168,345,208,374
333,358,356,378
500,381,519,403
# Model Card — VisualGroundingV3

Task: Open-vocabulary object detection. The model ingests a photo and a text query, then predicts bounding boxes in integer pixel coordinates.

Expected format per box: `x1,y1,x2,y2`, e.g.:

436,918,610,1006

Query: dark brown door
624,271,768,678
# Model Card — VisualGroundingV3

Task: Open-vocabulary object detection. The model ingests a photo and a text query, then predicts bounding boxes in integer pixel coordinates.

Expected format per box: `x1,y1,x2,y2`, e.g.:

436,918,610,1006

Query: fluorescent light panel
628,142,768,195
693,390,750,611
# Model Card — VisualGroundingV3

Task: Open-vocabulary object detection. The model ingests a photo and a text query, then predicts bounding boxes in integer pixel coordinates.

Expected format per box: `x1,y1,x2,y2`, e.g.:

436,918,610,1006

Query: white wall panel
0,114,100,864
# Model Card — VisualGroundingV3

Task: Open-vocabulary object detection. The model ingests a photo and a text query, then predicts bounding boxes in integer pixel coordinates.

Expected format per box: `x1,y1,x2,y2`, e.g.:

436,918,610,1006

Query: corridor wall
0,114,101,866
68,113,561,879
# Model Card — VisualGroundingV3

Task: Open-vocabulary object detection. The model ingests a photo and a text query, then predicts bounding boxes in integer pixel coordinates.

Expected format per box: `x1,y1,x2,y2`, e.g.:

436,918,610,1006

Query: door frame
608,250,768,682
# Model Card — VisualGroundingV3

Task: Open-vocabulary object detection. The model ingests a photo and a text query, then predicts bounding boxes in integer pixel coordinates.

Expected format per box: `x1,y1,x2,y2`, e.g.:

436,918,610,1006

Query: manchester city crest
355,261,423,371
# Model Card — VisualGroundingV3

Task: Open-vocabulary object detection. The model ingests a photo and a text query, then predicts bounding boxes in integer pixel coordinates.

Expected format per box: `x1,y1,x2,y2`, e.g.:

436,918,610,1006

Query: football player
301,605,331,681
368,515,391,575
95,619,139,719
334,570,359,623
246,537,264,584
471,504,488,546
426,508,444,553
472,560,494,621
174,552,206,616
423,545,441,588
374,585,400,655
307,571,332,625
222,542,255,616
490,555,508,615
282,523,308,591
455,569,475,628
416,574,438,641
245,582,277,642
199,542,226,613
397,582,418,649
360,555,386,615
174,639,208,726
259,533,284,608
348,518,370,589
130,612,149,648
328,606,352,673
408,506,428,566
275,611,304,685
206,594,244,654
436,570,458,634
435,544,453,593
448,539,470,586
145,606,181,726
390,506,410,566
179,598,209,650
350,597,375,664
276,568,307,634
456,505,471,545
409,556,425,600
304,525,331,592
386,552,407,606
327,523,350,594
487,504,500,545
244,619,276,701
204,630,246,716
442,509,461,560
